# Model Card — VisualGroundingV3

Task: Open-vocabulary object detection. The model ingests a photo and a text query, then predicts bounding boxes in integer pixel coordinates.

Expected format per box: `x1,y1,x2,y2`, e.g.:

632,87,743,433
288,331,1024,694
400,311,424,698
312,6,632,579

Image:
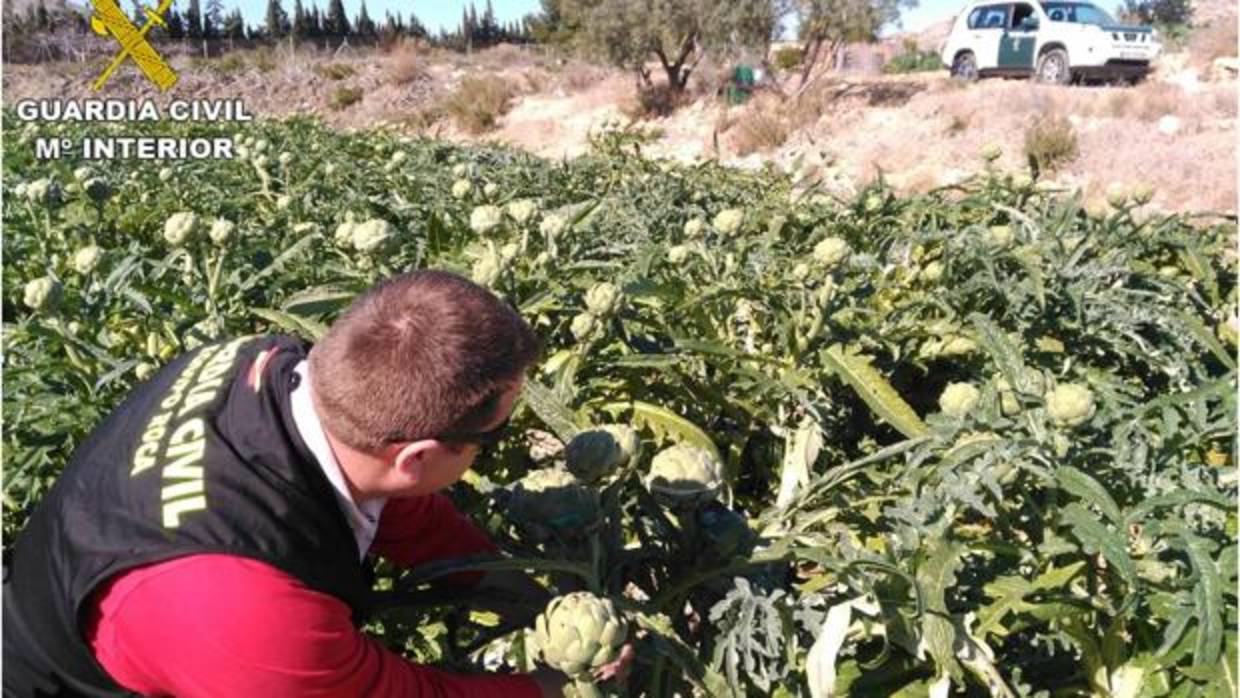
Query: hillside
4,10,1236,216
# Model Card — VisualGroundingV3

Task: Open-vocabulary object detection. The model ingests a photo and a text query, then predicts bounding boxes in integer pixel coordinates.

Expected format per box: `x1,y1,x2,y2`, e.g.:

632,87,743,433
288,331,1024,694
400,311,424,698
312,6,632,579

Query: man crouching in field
3,270,609,697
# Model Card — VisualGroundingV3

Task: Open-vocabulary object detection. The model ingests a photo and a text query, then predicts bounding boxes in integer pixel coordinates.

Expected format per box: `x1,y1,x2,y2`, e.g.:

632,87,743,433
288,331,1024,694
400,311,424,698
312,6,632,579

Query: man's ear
392,440,437,482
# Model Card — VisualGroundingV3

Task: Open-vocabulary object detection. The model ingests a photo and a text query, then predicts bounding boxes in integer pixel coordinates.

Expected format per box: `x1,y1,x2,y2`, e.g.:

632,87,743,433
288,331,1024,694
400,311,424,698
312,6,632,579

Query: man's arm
86,554,545,697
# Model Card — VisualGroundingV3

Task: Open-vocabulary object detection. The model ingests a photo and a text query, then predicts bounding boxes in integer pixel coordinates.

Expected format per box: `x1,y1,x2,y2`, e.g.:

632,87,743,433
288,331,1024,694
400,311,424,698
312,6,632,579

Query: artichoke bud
1045,383,1095,428
471,246,503,287
83,178,112,203
939,382,981,418
696,503,754,560
584,282,622,317
530,592,627,679
645,444,723,509
565,425,642,483
163,211,199,247
812,236,851,270
712,208,744,236
570,312,600,342
667,244,690,265
135,362,157,381
72,245,103,275
23,276,63,313
470,205,503,235
683,217,706,238
508,468,600,537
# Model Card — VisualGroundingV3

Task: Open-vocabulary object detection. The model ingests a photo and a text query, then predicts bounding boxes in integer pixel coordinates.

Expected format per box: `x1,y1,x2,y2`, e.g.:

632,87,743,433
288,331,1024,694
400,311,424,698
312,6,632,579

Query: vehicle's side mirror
1020,17,1039,30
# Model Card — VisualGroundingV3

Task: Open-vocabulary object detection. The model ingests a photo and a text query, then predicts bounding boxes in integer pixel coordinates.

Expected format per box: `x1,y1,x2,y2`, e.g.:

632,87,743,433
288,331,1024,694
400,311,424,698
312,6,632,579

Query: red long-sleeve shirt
84,494,541,697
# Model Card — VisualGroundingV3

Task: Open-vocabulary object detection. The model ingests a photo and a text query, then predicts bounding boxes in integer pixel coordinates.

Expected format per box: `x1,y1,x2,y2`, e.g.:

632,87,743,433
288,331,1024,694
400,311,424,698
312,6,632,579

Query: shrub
884,49,944,74
443,75,515,133
731,98,790,155
205,52,248,76
251,47,277,73
315,62,355,81
623,83,686,120
329,86,364,111
773,46,805,71
386,47,426,85
1023,114,1078,172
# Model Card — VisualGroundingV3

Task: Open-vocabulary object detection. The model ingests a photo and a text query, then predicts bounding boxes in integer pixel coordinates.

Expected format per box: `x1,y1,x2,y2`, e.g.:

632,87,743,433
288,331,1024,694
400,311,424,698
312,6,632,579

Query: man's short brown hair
307,270,540,452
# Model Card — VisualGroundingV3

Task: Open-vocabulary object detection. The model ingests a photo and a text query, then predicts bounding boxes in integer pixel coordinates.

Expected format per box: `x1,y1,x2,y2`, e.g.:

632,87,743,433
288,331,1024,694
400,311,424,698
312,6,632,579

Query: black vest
3,336,372,697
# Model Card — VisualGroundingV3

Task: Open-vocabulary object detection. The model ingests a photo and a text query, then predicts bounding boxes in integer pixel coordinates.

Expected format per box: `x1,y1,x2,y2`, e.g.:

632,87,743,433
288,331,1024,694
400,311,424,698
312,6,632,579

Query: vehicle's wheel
1036,48,1071,85
951,52,979,81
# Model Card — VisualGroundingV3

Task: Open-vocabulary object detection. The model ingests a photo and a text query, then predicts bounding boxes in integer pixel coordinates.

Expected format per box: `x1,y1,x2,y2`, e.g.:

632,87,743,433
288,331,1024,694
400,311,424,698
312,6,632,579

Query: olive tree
791,0,917,88
559,0,780,92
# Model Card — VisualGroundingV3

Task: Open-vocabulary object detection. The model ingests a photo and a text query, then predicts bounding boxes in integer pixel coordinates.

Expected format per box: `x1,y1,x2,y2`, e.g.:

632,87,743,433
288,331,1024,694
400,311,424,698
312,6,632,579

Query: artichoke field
3,114,1237,697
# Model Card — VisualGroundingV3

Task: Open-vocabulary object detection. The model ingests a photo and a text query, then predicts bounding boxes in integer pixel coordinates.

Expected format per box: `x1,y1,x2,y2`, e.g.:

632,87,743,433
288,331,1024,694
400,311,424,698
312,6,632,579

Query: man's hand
592,643,635,683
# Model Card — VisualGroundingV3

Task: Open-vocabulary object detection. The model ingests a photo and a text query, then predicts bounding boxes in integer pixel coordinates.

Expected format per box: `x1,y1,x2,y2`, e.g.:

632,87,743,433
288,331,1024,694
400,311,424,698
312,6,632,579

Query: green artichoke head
645,444,723,508
812,236,851,269
939,382,981,419
540,213,568,239
23,276,63,313
352,219,394,254
506,198,539,225
508,468,600,536
72,245,102,275
530,592,627,679
712,208,744,236
209,219,237,246
470,205,503,235
570,312,600,342
565,425,642,483
584,282,622,317
1045,383,1095,427
163,211,199,247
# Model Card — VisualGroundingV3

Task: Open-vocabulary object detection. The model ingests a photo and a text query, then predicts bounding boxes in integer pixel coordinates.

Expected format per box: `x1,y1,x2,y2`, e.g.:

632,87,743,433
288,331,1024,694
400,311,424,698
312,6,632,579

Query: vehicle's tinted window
968,4,1012,29
1042,2,1116,24
1011,3,1036,27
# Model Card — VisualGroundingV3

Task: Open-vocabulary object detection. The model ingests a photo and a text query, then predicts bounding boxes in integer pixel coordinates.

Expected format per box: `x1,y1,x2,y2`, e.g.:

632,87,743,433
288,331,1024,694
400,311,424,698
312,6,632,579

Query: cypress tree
183,0,202,38
325,0,349,37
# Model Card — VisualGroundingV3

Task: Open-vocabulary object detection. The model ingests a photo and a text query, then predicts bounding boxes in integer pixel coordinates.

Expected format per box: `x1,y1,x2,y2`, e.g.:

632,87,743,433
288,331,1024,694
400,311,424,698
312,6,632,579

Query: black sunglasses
437,416,512,449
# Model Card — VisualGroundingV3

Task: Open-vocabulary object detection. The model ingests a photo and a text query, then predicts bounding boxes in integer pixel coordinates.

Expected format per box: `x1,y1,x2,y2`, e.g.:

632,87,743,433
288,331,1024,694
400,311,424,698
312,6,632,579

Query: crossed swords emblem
89,0,178,91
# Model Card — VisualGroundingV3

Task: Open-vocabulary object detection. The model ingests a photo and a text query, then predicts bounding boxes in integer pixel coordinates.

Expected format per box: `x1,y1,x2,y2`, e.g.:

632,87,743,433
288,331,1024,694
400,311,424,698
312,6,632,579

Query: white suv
940,1,1162,84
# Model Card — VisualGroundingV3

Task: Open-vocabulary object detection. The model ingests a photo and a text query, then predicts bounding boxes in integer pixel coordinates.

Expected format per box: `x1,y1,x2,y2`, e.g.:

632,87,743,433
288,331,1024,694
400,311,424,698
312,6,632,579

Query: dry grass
1024,113,1079,172
329,86,364,111
730,96,792,155
622,83,687,119
1190,19,1239,65
1131,83,1184,121
558,61,610,93
443,75,515,133
314,62,355,81
387,40,427,86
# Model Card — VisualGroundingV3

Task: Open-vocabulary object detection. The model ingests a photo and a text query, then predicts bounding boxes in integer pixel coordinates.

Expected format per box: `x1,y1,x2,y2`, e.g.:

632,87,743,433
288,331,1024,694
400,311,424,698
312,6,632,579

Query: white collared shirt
289,361,387,560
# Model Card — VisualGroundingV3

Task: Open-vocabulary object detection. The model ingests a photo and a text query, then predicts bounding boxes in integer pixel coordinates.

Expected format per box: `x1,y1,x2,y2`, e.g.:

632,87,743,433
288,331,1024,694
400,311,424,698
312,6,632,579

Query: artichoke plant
530,592,627,679
565,425,641,483
645,444,723,509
